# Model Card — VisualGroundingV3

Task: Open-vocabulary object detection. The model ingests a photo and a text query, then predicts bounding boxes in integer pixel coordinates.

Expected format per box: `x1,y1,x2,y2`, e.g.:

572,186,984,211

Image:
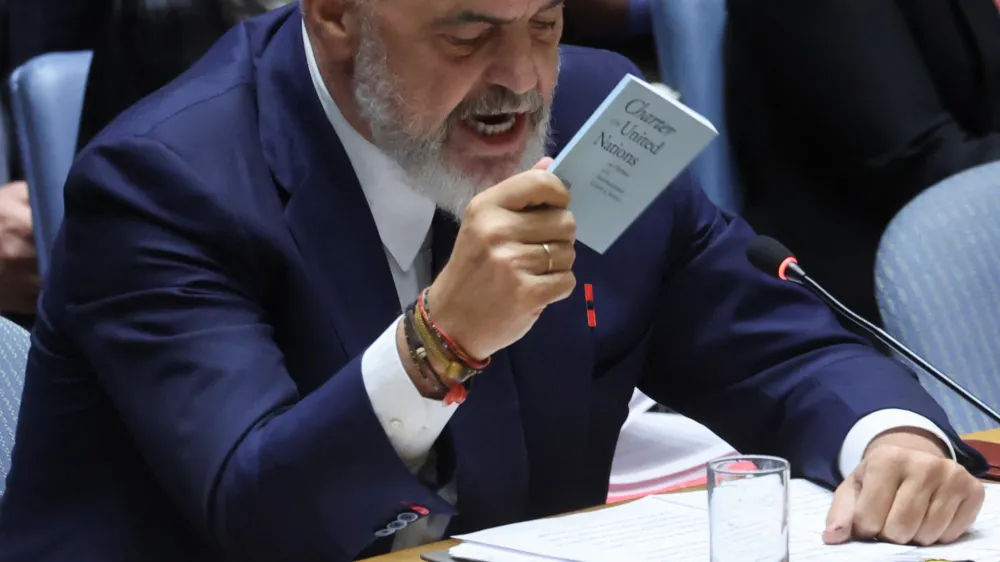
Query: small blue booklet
548,74,718,254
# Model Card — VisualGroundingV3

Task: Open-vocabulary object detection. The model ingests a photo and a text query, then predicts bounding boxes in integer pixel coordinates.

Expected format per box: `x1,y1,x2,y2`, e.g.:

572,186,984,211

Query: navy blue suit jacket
0,6,984,562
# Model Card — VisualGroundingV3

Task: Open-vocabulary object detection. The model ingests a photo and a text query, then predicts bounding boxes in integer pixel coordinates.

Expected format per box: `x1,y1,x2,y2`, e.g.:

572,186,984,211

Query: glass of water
707,455,790,562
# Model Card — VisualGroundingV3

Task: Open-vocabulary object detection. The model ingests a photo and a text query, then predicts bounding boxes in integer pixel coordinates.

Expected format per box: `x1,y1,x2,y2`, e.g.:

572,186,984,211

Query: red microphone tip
777,257,798,281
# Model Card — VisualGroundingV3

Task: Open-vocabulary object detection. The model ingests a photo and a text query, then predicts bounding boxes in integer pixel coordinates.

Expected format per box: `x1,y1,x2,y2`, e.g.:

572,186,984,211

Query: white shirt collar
302,24,436,272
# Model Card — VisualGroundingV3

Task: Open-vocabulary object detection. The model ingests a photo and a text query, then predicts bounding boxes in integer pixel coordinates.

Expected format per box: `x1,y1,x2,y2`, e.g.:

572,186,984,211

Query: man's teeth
466,114,517,136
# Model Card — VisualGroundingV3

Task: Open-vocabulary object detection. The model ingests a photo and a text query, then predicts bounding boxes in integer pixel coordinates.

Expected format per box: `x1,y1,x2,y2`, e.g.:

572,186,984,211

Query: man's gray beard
352,17,555,219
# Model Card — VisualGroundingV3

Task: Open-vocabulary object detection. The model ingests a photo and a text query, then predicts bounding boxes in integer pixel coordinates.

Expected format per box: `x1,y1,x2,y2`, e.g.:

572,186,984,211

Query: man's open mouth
463,112,520,136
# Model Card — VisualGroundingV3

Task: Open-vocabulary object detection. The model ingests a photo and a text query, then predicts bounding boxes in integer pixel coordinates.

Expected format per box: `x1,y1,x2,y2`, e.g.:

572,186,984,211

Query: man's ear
302,0,363,62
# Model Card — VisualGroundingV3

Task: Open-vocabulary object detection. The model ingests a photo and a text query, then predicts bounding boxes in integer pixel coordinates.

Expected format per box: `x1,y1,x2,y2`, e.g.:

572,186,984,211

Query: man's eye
532,20,558,30
446,31,491,47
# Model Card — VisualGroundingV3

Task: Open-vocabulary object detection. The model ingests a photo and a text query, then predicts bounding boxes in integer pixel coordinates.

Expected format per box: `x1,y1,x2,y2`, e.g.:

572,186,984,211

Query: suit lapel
956,0,1000,127
257,11,400,358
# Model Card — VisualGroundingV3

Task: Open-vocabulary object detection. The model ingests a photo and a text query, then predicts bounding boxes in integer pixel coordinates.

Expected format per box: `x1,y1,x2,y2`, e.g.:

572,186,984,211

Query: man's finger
914,488,963,546
852,456,904,539
513,241,575,275
486,170,570,211
509,208,576,244
520,270,576,307
532,157,554,171
939,480,985,544
824,474,858,544
880,479,933,545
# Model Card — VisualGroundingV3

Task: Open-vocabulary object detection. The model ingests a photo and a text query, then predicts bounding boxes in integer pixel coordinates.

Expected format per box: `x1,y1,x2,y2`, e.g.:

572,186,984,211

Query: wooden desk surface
363,428,1000,561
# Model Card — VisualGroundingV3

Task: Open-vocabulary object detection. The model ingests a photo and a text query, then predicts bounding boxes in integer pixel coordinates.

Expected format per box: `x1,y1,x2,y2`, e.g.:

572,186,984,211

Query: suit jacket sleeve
727,0,1000,216
61,136,453,562
637,177,988,488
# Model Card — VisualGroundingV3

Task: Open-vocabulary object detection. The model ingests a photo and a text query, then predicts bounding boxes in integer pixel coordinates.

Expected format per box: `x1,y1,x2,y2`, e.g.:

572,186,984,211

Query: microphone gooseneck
747,235,1000,426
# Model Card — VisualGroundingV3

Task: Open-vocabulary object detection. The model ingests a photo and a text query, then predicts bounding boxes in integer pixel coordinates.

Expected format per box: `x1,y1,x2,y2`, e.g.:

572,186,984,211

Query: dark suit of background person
0,0,231,329
563,0,658,75
725,0,1000,327
0,6,985,562
6,0,281,151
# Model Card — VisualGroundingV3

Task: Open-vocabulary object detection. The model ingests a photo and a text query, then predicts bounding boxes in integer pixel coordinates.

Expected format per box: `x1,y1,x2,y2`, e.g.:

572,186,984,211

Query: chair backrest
876,161,1000,434
0,316,31,497
9,51,93,276
0,106,12,186
650,0,742,214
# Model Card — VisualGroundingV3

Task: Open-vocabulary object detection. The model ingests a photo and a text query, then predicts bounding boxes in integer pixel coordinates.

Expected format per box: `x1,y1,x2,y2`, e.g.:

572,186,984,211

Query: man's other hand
824,428,984,546
0,181,39,314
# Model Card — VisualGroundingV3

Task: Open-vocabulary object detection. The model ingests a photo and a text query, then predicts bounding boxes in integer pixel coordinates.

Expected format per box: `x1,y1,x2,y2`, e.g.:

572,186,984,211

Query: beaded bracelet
418,288,491,372
411,304,470,405
403,308,449,399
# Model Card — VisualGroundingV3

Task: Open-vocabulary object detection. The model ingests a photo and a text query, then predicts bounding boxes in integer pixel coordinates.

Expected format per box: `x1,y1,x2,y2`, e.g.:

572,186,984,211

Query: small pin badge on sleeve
584,284,596,328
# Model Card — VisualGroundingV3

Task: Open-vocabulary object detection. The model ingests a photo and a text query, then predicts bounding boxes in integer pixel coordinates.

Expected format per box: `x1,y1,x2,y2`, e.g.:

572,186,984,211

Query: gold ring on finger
541,243,553,274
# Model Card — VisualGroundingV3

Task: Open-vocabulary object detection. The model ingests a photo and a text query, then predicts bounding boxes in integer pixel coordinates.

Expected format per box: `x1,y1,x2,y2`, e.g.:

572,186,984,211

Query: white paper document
622,390,657,430
451,480,1000,562
609,412,735,501
454,496,708,562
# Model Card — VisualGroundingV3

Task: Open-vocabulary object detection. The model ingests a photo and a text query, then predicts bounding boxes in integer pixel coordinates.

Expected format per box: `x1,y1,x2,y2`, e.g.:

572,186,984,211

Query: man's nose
483,32,539,95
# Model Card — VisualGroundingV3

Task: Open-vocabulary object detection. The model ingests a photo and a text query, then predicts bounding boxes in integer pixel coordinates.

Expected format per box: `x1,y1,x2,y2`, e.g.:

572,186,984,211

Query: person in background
7,0,294,150
0,1,40,327
725,0,1000,326
0,0,292,327
563,0,656,72
0,180,39,322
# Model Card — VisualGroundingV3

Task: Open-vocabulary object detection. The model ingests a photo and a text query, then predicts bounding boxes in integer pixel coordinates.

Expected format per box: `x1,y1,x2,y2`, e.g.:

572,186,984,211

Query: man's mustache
454,88,547,120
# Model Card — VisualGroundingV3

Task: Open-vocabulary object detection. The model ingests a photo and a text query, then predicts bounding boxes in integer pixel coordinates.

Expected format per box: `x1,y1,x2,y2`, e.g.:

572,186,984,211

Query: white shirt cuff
838,408,956,478
361,316,459,472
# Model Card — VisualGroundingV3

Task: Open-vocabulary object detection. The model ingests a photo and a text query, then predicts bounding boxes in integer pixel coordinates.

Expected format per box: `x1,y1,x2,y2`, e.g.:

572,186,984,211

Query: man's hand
427,157,576,360
0,181,39,314
824,428,984,546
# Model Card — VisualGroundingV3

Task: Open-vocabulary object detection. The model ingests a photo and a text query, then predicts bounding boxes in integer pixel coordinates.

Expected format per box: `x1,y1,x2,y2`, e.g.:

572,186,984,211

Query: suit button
374,528,395,538
388,520,408,531
397,512,419,523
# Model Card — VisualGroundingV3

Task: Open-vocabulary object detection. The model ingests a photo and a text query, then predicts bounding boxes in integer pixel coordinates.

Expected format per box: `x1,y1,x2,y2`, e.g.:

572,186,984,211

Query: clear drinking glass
707,455,790,562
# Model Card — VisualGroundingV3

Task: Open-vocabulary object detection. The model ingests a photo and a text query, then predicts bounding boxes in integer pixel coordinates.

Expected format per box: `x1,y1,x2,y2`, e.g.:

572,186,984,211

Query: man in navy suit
0,1,989,561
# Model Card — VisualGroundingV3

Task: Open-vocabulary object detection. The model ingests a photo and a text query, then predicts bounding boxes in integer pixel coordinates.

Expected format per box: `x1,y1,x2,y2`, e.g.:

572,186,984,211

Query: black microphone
747,235,1000,426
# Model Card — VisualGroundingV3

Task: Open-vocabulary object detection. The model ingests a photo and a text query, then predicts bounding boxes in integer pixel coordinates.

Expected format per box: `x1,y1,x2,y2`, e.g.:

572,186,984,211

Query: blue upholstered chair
0,316,31,497
876,161,1000,434
0,107,12,186
8,51,94,276
650,0,742,214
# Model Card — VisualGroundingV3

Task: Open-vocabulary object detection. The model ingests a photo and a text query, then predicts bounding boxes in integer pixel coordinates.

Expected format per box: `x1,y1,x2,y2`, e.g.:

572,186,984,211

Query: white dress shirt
301,26,954,552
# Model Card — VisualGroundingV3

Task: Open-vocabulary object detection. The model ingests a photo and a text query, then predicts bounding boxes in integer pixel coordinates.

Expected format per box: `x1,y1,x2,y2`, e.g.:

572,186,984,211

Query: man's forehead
396,0,562,24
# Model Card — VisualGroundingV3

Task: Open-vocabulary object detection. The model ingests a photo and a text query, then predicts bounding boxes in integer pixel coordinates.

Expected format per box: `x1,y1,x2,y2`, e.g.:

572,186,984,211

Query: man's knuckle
487,245,512,268
967,478,986,502
481,222,511,246
852,516,881,538
561,212,577,236
564,246,577,267
465,196,486,218
561,273,577,297
880,527,913,545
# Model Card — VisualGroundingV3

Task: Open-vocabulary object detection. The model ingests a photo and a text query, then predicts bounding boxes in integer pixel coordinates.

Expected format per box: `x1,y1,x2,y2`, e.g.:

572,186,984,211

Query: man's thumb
532,157,554,171
823,475,858,544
